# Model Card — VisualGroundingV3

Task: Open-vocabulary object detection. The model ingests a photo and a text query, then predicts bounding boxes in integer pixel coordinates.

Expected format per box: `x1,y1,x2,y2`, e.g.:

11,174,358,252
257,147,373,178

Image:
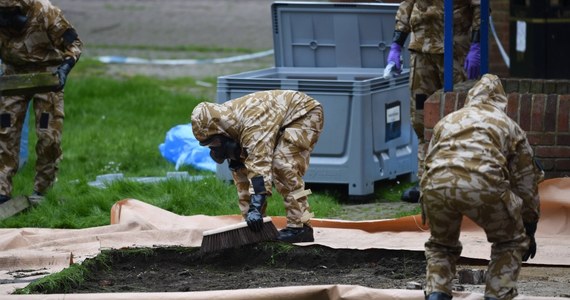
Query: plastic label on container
385,102,401,142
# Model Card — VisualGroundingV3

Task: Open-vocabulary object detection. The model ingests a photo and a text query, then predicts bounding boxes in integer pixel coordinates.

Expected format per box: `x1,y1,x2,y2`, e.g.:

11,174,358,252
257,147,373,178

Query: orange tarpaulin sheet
0,178,569,299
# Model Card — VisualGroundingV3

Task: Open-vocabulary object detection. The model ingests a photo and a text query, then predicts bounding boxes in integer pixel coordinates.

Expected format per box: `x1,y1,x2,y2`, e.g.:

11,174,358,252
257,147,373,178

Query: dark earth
23,244,429,294
14,0,569,297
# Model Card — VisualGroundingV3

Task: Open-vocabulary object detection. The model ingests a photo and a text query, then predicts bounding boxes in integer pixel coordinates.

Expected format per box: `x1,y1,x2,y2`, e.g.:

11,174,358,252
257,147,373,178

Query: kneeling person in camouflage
191,90,324,243
421,74,543,300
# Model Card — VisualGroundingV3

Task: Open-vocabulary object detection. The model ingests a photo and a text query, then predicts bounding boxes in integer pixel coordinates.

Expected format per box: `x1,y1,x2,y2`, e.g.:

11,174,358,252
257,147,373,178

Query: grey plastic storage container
216,1,417,198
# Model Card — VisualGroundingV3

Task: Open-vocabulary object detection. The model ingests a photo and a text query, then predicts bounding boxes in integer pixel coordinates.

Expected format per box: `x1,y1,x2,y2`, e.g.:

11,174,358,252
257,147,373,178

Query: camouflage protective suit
191,90,324,228
0,0,82,198
420,74,543,299
395,0,480,175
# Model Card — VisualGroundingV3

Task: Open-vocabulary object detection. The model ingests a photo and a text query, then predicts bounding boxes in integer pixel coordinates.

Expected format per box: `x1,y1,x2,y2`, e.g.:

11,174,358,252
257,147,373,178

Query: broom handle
202,217,274,235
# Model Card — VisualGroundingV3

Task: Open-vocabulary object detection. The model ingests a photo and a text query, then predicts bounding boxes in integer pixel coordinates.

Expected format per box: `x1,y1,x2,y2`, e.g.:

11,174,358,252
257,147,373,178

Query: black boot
0,195,11,205
277,224,314,243
425,292,452,300
401,184,420,203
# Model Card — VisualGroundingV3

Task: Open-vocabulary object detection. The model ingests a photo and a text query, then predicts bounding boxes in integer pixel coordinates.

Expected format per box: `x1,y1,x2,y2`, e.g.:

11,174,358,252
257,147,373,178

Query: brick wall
424,78,570,178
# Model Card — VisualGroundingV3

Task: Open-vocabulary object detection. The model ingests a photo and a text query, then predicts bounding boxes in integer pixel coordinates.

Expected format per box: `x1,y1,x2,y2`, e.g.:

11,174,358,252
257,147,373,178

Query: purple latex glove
464,43,481,79
387,43,402,71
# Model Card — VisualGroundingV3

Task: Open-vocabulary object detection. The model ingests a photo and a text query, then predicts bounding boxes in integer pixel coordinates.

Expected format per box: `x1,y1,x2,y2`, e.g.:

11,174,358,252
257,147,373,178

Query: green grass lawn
0,58,417,229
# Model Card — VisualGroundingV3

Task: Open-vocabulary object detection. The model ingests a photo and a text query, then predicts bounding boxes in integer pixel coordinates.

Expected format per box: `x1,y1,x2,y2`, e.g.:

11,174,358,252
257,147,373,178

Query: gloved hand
228,159,245,172
522,222,538,261
464,43,481,80
246,194,266,232
387,43,402,71
53,58,75,91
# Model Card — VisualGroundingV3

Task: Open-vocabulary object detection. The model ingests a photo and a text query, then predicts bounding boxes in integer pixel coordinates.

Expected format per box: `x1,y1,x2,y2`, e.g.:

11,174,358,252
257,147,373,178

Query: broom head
200,217,278,253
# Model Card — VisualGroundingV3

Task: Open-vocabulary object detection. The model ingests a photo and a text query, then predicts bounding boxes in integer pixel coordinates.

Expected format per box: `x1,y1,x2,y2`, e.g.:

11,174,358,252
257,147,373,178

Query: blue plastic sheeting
158,124,216,172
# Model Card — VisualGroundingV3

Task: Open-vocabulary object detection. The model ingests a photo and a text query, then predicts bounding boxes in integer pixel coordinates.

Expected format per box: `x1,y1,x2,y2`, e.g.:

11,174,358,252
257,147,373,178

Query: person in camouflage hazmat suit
420,74,543,300
387,0,481,202
191,90,323,243
0,0,82,204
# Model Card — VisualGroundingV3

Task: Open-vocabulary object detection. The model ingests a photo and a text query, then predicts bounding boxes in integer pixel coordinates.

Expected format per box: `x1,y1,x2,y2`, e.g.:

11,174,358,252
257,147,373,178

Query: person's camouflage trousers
422,187,529,300
409,51,466,176
0,91,64,196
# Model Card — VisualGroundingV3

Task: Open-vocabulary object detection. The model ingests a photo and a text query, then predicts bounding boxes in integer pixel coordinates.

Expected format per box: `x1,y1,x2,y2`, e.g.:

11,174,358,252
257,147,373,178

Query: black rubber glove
522,222,538,261
228,159,245,171
246,194,265,232
54,58,75,91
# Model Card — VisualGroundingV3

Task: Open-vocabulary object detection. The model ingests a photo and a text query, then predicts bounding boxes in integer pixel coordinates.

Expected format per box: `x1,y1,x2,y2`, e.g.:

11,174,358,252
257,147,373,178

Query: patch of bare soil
23,244,427,294
19,244,570,297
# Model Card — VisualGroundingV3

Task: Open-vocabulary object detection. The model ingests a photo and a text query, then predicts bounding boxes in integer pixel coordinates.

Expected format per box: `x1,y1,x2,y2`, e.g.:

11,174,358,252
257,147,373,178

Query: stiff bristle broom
200,217,278,253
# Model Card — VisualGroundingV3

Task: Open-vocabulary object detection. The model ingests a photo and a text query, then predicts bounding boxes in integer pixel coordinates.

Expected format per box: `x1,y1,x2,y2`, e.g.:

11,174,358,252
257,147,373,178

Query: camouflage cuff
392,31,409,47
470,30,480,43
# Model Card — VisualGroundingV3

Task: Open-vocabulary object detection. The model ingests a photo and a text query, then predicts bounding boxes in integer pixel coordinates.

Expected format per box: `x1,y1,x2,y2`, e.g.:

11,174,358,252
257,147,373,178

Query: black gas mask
0,7,28,31
200,134,241,164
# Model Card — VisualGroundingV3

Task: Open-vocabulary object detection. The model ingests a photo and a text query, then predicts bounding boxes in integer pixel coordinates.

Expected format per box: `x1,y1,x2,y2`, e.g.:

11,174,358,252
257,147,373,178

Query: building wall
424,79,570,178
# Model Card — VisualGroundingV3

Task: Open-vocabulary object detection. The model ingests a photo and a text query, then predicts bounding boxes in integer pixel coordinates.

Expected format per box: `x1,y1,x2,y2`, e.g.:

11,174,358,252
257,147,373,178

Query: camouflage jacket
395,0,481,56
0,0,82,72
421,74,542,223
191,90,321,193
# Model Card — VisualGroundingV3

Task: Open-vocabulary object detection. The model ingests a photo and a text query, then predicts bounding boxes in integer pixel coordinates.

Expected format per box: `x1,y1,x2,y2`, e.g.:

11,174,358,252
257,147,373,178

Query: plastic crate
215,2,417,198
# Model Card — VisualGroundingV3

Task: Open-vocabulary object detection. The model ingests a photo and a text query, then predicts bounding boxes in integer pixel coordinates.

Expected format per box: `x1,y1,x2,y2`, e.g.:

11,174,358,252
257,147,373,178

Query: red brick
558,134,570,146
544,80,557,94
537,158,555,171
535,146,570,158
504,79,519,93
443,92,456,117
531,94,546,132
556,81,569,94
424,129,433,142
506,93,519,121
424,95,441,129
527,133,555,146
544,95,557,132
555,159,570,171
530,80,544,94
519,94,532,131
519,79,531,93
559,95,570,132
457,92,467,109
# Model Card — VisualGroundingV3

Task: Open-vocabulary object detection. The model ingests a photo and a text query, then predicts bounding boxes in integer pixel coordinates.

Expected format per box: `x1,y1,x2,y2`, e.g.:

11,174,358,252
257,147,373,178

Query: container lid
271,1,401,68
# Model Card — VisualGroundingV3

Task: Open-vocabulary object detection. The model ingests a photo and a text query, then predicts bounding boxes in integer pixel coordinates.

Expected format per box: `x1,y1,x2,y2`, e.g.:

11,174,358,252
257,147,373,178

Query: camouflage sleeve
231,167,251,202
394,0,414,33
470,0,481,32
46,5,83,62
508,132,542,223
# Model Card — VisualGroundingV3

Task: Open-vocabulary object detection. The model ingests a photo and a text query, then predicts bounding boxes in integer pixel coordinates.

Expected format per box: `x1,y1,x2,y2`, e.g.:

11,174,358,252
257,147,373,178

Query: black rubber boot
0,195,11,205
401,184,420,203
277,224,314,243
425,292,452,300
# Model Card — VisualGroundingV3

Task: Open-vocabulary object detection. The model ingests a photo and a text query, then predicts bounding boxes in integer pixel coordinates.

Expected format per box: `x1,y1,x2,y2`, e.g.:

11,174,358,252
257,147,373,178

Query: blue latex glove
387,43,402,71
464,43,481,80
